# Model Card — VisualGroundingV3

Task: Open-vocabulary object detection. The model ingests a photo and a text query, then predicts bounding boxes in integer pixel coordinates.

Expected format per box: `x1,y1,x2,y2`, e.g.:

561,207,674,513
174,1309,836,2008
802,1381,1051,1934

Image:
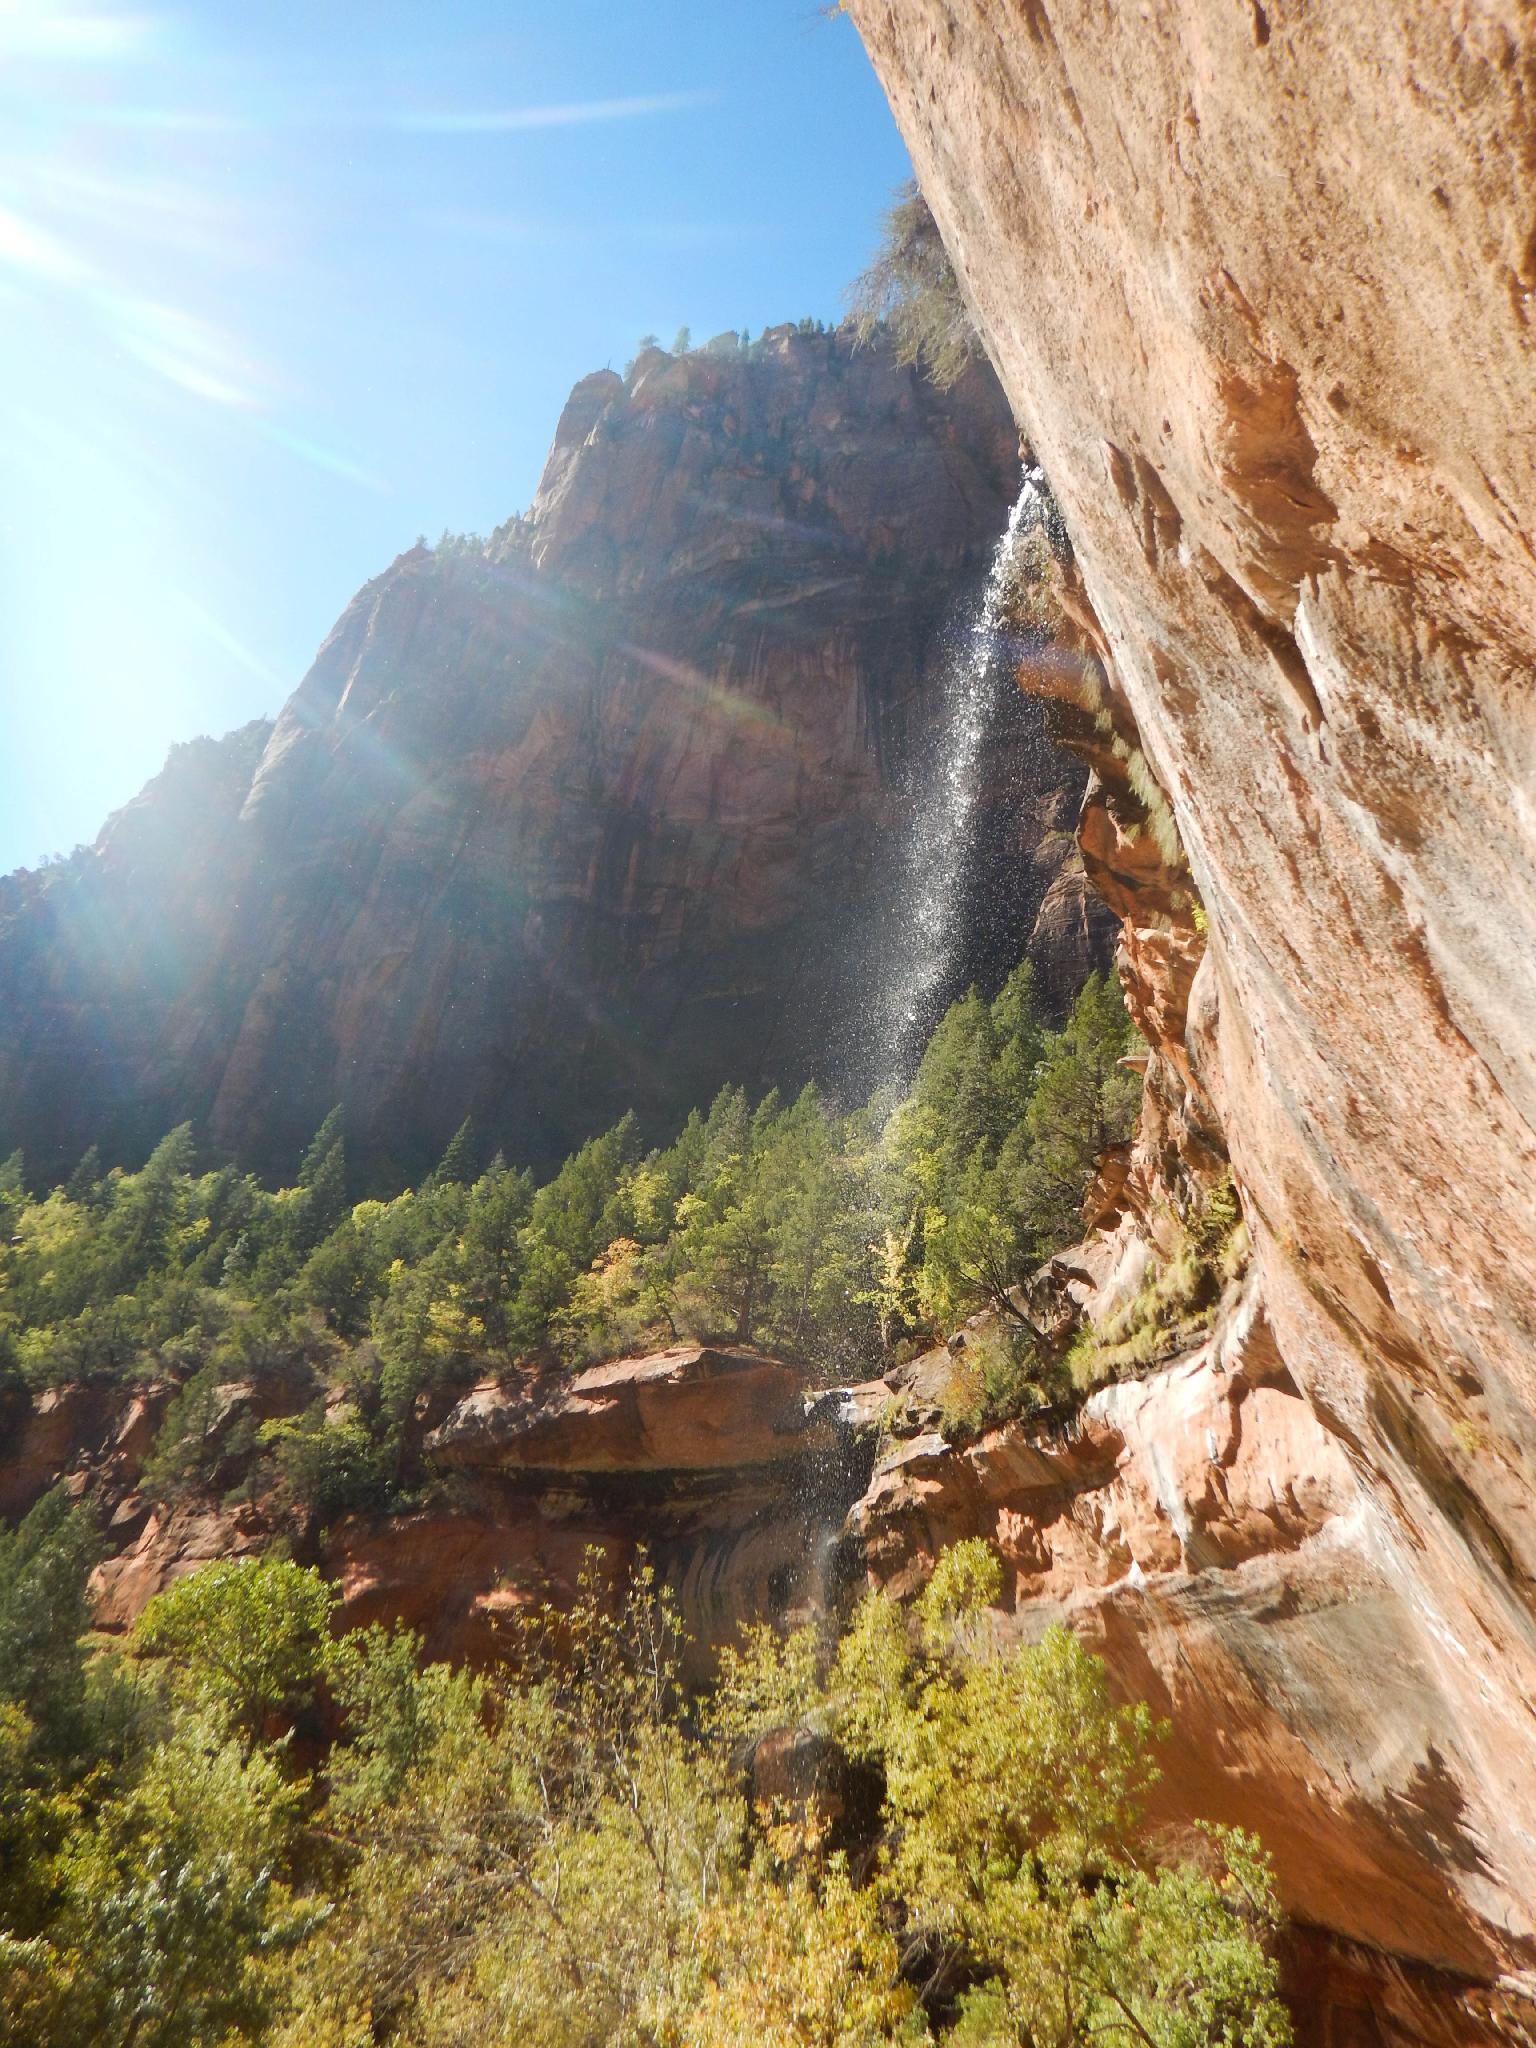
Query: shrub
1065,1175,1248,1393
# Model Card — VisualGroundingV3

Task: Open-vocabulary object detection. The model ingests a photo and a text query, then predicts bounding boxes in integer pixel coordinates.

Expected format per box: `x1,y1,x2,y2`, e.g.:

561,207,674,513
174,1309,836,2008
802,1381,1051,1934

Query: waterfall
879,467,1052,1084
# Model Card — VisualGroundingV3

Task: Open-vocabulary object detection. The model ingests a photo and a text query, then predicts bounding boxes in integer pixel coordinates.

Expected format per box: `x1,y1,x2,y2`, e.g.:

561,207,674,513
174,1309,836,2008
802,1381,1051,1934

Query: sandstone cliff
847,0,1536,2016
0,330,1104,1187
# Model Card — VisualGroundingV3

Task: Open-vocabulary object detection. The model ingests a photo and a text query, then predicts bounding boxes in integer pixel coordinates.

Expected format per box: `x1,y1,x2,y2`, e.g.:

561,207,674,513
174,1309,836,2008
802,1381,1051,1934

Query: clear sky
0,1,912,874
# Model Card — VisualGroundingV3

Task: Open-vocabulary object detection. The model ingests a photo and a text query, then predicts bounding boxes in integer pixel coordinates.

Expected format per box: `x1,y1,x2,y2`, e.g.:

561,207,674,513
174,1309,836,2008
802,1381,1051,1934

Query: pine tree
426,1119,476,1191
296,1107,344,1188
294,1108,347,1251
95,1125,195,1295
63,1147,101,1207
0,1147,26,1237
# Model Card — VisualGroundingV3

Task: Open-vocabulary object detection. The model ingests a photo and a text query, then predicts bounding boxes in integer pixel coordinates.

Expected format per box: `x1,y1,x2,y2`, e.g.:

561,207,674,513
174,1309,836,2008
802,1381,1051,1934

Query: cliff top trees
847,180,980,389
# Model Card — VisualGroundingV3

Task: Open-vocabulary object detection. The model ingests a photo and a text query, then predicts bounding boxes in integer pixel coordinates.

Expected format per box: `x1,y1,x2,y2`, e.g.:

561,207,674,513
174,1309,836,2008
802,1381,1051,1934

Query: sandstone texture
863,1289,1498,1975
0,1346,872,1681
0,329,1096,1186
0,1380,170,1523
849,0,1536,2010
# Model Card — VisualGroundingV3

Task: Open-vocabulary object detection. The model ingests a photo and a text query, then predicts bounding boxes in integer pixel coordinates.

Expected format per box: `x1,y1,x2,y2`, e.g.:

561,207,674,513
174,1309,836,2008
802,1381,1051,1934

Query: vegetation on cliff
0,966,1141,1523
848,181,980,389
0,1500,1290,2047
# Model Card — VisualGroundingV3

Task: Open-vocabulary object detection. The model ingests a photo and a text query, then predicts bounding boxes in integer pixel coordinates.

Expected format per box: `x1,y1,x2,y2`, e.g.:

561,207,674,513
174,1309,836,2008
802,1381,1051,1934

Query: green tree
0,1489,100,1764
293,1109,348,1252
873,1589,1287,2047
45,1713,312,2048
1014,971,1141,1262
92,1125,196,1301
847,181,979,389
327,1622,486,1818
297,1218,388,1338
285,1557,741,2047
133,1557,337,1746
63,1147,102,1209
426,1118,476,1191
261,1403,386,1524
0,1151,26,1249
720,1541,1291,2048
456,1163,536,1351
140,1362,238,1504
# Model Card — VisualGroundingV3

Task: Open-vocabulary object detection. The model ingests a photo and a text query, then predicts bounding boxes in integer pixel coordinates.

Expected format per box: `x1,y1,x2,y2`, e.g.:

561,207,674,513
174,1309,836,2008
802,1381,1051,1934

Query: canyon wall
0,328,1106,1187
849,0,1536,2004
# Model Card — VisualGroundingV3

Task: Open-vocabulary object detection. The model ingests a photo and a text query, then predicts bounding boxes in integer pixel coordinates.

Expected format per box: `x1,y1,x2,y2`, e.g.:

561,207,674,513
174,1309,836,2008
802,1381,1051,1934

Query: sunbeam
0,0,912,877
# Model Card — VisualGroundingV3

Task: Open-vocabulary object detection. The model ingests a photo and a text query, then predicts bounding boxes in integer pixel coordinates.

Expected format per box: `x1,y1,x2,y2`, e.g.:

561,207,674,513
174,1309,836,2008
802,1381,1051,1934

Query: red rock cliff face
850,0,1536,2005
0,329,1104,1185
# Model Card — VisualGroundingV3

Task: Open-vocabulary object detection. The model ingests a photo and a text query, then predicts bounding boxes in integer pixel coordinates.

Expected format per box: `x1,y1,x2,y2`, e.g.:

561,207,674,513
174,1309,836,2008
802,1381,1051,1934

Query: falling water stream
879,466,1053,1085
760,473,1066,1630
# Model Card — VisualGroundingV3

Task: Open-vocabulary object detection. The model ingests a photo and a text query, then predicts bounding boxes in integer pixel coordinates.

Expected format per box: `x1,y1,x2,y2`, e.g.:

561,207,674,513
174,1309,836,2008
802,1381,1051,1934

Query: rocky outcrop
848,0,1536,2011
334,1356,885,1674
0,1380,171,1523
426,1344,871,1475
860,1290,1497,1975
11,1347,879,1679
0,330,1098,1187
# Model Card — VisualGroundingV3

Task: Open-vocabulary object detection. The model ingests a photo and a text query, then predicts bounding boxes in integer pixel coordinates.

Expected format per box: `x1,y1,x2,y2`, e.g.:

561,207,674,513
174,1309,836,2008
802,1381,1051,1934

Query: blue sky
0,1,911,873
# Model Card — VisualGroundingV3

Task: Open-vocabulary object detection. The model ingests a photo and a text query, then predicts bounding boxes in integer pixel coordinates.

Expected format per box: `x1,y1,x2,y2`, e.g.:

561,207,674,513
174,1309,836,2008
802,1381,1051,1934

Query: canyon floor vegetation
0,1506,1290,2048
0,961,1294,2043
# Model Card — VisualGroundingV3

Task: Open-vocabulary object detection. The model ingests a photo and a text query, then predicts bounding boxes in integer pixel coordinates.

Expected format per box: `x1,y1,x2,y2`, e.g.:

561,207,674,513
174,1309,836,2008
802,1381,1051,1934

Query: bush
1065,1174,1249,1393
261,1405,388,1525
937,1320,1057,1440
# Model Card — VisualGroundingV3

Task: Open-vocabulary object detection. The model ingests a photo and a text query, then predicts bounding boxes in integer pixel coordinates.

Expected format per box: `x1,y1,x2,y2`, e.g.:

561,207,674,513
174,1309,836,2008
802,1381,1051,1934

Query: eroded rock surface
849,0,1536,1995
12,1347,878,1680
858,1287,1507,1971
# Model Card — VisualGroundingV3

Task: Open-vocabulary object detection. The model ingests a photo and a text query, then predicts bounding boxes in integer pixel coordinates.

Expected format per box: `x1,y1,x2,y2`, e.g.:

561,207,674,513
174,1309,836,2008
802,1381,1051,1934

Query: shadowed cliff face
849,0,1536,2002
0,327,1104,1186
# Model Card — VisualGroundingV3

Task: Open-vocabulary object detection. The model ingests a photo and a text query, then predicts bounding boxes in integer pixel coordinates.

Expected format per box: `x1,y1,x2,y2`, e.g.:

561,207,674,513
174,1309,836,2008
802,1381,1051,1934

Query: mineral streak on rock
848,0,1536,2007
